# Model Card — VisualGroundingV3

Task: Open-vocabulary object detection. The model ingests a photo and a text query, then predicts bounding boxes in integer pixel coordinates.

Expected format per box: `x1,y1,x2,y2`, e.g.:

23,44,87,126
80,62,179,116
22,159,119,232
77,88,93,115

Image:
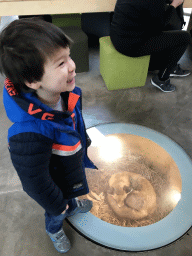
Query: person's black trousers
110,30,191,80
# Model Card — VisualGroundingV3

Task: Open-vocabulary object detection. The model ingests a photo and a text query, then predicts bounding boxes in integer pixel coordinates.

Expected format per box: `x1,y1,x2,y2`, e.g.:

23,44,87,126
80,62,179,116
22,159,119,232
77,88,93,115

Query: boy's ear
25,80,41,90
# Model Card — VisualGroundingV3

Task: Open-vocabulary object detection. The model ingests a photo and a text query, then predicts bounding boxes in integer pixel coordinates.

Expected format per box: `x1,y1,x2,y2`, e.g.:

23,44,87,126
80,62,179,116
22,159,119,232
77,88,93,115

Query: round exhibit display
66,123,192,251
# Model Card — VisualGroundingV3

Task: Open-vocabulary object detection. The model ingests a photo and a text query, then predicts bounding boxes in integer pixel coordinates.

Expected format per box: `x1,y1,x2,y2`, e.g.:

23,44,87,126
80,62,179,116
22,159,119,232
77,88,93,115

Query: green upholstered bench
99,36,150,90
52,14,89,73
59,26,89,73
52,14,81,29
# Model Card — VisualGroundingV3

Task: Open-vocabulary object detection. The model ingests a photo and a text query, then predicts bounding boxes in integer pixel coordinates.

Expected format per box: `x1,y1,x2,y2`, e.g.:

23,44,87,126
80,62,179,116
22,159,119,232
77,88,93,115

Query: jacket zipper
71,113,76,130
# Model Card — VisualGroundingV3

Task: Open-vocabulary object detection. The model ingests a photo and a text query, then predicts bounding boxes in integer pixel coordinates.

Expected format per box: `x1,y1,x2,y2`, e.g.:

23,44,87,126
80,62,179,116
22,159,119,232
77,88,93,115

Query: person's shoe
151,75,176,92
66,199,93,218
46,228,71,253
170,64,191,77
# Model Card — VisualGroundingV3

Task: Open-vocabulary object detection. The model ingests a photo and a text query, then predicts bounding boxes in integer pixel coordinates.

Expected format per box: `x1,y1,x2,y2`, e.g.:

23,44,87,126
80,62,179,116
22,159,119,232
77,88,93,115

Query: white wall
0,16,19,33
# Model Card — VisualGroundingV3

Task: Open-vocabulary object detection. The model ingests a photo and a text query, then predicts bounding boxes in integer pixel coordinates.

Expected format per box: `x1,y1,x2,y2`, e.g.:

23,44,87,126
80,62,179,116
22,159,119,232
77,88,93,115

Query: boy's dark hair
0,17,74,93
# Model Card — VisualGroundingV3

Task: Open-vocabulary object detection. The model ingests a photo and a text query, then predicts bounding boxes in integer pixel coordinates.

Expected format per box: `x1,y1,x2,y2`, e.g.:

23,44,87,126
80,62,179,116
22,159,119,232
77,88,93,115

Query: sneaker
66,199,93,218
151,75,176,92
46,228,71,253
170,64,191,77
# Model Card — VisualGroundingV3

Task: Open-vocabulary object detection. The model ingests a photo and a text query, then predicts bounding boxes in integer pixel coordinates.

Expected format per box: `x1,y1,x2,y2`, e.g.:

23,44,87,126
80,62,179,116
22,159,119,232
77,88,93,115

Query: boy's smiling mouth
67,76,76,84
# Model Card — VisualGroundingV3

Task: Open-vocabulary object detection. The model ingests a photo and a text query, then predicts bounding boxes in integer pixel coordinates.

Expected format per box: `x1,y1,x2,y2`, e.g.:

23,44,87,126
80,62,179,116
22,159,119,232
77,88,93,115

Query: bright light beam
87,128,122,162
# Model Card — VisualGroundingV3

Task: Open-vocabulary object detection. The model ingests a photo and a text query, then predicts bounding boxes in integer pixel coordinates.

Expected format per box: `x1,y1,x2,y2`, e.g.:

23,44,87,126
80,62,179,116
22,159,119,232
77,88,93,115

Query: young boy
0,17,97,254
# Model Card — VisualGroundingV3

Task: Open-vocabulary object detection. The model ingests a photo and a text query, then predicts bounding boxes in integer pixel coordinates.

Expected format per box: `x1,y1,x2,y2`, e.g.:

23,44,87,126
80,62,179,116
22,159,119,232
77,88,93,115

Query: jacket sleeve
79,92,92,148
8,132,68,216
144,0,167,36
145,0,179,35
164,4,181,29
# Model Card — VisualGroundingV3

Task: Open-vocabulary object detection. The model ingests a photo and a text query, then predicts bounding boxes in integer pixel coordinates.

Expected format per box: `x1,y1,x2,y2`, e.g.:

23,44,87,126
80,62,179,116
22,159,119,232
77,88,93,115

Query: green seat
52,14,82,28
99,36,150,90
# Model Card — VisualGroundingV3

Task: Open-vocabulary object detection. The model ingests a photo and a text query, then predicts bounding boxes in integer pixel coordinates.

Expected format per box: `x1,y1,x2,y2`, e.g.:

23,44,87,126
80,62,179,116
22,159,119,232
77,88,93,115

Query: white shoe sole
170,73,191,77
151,79,175,92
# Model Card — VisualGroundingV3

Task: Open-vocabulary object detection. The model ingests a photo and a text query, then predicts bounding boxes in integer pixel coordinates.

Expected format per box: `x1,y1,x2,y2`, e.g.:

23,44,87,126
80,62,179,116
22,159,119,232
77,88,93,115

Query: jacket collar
4,78,80,123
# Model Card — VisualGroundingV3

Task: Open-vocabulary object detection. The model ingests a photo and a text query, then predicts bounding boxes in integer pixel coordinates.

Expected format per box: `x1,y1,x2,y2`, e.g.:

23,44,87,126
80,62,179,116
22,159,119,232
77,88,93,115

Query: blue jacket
3,78,97,216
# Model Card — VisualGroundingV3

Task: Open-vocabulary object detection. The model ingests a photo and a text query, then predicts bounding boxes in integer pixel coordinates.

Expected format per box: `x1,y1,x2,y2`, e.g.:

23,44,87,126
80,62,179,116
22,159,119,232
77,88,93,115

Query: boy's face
25,46,77,105
41,46,76,93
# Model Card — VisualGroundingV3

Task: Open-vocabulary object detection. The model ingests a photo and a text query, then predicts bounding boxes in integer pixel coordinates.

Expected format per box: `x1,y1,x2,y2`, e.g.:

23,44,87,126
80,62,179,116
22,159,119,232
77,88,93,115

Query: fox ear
107,186,115,195
129,176,134,184
123,185,131,193
131,178,143,191
129,176,137,188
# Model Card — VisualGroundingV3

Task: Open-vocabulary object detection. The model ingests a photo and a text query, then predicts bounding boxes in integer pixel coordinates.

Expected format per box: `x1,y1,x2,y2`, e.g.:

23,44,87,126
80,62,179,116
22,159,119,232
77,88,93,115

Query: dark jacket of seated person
110,0,183,47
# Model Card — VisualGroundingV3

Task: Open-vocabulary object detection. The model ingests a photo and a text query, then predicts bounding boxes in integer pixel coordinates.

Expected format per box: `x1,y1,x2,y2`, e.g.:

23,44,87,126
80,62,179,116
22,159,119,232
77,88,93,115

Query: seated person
110,0,191,92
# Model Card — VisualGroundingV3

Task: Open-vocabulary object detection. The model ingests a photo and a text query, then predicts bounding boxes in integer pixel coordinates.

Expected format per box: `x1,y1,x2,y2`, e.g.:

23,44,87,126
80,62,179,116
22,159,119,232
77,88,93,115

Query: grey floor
1,39,192,255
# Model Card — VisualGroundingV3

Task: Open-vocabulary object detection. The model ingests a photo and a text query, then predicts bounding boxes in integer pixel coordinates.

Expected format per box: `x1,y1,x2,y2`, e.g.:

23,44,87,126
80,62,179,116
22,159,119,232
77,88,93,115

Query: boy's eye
59,56,71,66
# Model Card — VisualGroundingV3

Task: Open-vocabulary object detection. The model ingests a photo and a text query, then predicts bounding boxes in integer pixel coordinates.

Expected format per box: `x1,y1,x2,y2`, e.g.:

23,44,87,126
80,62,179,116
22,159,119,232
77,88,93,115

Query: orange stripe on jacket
52,141,82,156
68,93,80,112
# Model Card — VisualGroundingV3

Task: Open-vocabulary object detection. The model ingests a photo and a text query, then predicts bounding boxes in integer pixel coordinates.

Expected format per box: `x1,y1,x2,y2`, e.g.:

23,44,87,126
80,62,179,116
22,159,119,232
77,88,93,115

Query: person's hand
61,204,69,214
170,0,184,8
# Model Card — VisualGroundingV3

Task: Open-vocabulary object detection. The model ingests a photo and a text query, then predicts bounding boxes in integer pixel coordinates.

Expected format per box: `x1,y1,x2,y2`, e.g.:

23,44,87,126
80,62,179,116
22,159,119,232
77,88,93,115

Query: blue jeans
45,198,77,234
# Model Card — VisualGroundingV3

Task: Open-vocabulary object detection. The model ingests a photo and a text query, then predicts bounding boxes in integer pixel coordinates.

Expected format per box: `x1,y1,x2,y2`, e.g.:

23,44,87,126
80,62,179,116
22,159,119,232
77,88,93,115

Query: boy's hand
61,204,69,214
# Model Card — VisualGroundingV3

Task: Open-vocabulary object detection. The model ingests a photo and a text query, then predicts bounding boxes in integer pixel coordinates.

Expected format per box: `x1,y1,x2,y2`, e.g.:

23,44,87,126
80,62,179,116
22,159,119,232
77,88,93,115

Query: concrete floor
1,39,192,255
